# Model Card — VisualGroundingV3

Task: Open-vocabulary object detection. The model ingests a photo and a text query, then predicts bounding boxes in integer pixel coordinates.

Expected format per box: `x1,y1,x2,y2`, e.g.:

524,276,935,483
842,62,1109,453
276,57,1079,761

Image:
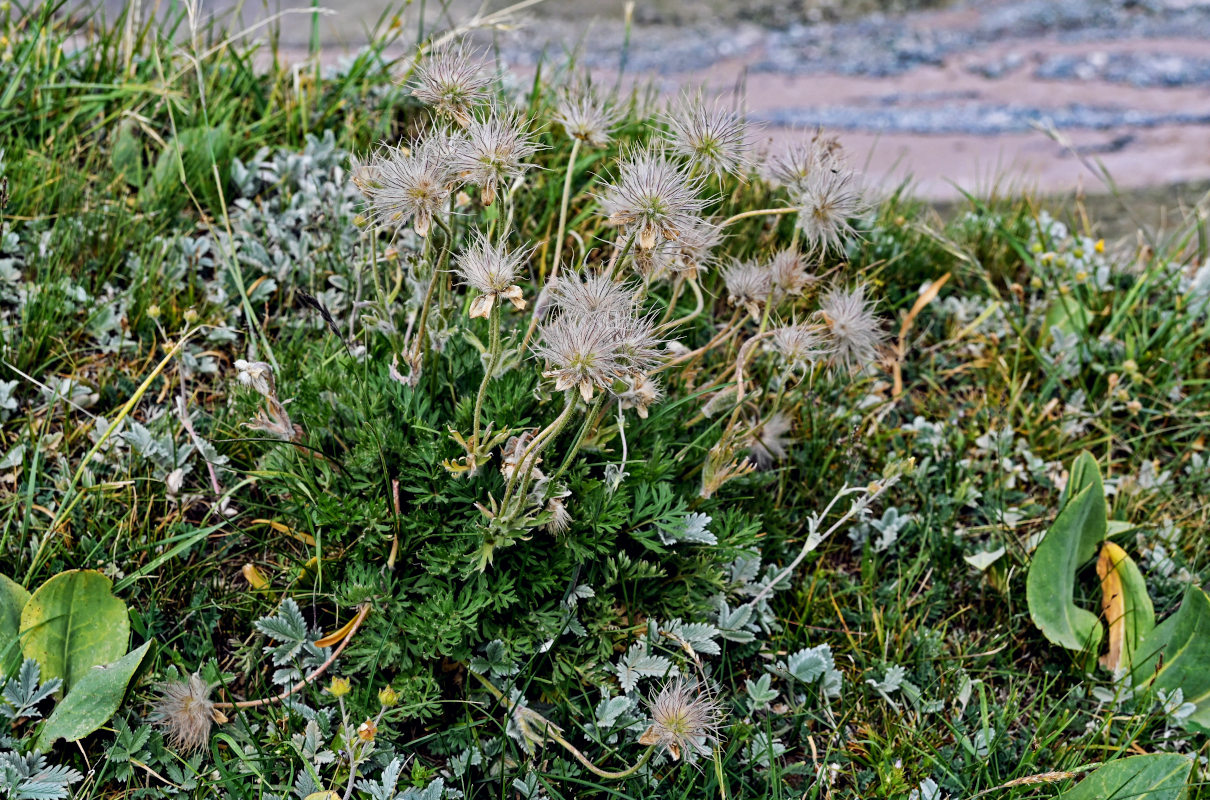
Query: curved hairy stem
719,206,798,228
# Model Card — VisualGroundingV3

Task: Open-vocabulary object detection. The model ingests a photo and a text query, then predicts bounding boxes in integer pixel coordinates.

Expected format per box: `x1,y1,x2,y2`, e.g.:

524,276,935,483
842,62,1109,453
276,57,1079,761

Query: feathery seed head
722,259,773,316
816,283,886,371
672,216,724,278
534,310,662,401
766,130,844,193
552,84,620,147
356,137,456,237
615,373,663,419
744,412,793,469
663,91,750,178
639,678,724,761
151,674,224,753
551,271,634,318
771,323,831,370
410,43,493,126
768,248,815,298
454,231,530,317
453,109,541,206
598,146,707,250
795,166,864,253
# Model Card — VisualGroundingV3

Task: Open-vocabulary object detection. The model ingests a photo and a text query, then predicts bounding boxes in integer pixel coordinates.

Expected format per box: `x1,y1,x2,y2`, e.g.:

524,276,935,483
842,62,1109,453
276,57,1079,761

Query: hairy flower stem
471,301,503,445
470,671,655,780
655,276,704,334
719,206,798,228
549,394,606,484
500,390,577,511
522,138,582,350
411,217,453,363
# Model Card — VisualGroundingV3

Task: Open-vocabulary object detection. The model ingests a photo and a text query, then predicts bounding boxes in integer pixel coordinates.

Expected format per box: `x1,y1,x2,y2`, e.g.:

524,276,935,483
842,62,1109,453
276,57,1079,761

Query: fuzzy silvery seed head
768,248,814,298
552,85,620,147
544,483,573,533
533,311,662,401
638,678,724,761
766,131,844,193
454,231,529,317
722,259,773,315
672,216,724,278
551,271,634,318
627,238,678,282
151,674,224,753
355,137,455,237
410,43,493,126
453,109,541,206
663,91,750,178
771,323,831,370
795,166,864,253
598,146,707,250
816,283,886,371
744,412,793,469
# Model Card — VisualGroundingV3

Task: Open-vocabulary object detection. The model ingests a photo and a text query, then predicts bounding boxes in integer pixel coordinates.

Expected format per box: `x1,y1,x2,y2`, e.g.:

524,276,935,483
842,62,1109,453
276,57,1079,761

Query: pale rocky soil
94,0,1210,214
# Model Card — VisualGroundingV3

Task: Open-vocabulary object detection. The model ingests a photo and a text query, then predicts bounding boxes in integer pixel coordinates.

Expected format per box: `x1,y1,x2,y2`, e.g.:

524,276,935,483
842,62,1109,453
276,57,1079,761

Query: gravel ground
89,0,1210,201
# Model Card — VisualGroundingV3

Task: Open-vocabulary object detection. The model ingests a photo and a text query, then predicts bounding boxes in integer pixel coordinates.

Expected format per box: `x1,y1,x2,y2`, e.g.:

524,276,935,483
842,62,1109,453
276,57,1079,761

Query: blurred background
88,0,1210,207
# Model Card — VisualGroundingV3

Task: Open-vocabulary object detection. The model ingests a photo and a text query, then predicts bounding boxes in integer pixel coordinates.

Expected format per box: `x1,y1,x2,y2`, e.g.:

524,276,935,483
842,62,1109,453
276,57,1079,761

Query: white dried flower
552,84,620,147
766,131,844,193
234,359,275,398
150,673,225,753
598,146,707,250
638,678,724,761
672,216,724,278
663,91,750,178
355,137,455,237
615,373,663,419
454,231,529,318
410,43,493,126
817,283,886,371
453,109,541,206
795,166,864,253
722,259,772,316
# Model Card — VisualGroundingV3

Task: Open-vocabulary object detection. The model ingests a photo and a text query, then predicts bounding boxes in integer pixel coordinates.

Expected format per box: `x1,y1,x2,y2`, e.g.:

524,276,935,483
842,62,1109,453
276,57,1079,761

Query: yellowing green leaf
1096,541,1154,673
19,570,129,692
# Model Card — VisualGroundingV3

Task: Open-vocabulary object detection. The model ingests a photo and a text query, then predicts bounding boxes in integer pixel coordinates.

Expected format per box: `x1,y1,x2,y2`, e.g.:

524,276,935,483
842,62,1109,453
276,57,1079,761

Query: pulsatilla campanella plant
344,43,886,570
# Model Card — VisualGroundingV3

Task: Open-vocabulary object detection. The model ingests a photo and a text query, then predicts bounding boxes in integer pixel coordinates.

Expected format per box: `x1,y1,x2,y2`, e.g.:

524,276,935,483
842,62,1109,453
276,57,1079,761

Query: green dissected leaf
1059,754,1192,800
19,570,130,692
1131,585,1210,730
0,573,30,676
35,640,153,751
1027,452,1106,657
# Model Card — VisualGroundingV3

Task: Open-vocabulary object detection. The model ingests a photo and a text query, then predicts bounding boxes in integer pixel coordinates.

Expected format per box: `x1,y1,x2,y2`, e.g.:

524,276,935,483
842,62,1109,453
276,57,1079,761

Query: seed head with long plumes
673,216,724,278
744,412,793,469
615,373,663,419
638,678,725,761
410,43,493,127
453,109,541,206
533,311,662,401
765,130,844,193
551,271,635,319
771,323,831,371
662,91,751,178
454,231,529,318
816,283,886,371
722,258,773,316
597,146,707,250
552,84,620,147
768,248,815,299
150,674,225,753
794,165,865,253
355,137,456,238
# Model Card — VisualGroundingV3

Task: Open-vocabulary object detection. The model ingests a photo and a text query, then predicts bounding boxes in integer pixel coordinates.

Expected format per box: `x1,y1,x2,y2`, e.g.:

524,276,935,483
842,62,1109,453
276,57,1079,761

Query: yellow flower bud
378,686,399,708
327,677,351,698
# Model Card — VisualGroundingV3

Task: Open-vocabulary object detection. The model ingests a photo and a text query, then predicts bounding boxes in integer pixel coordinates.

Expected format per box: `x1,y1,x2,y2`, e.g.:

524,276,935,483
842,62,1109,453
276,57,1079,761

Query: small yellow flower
1095,239,1105,254
378,686,399,708
327,677,351,698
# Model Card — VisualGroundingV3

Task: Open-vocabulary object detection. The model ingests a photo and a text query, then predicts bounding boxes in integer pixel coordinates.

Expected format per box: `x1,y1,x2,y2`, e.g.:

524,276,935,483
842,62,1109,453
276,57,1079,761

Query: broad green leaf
1096,542,1154,673
1041,294,1092,345
19,570,130,692
1132,585,1210,729
1027,452,1107,657
0,573,30,676
1060,754,1192,800
35,640,152,751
